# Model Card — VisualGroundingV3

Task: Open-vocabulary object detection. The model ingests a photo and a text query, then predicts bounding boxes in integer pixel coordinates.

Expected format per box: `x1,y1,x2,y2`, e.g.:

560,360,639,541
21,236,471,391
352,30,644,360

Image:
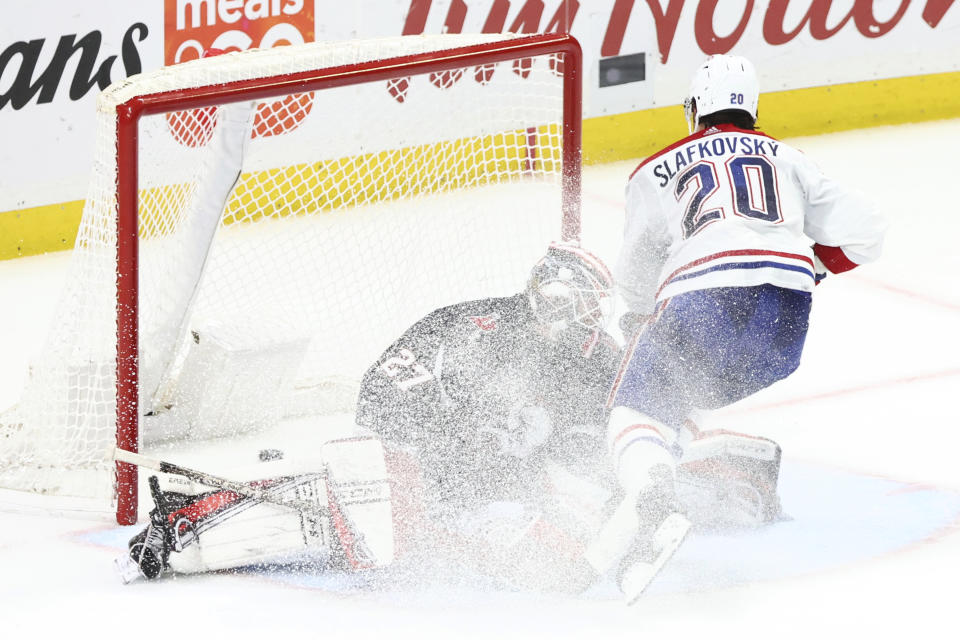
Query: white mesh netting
0,33,577,514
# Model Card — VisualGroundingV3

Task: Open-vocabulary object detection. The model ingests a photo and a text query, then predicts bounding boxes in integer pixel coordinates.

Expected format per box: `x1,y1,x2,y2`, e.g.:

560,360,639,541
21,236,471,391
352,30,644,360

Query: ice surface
1,119,959,639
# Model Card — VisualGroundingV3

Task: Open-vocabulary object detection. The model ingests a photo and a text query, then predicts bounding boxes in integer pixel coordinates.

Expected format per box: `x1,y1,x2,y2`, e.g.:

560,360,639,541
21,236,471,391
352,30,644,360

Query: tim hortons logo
402,0,956,73
0,23,147,111
615,0,957,64
164,0,316,146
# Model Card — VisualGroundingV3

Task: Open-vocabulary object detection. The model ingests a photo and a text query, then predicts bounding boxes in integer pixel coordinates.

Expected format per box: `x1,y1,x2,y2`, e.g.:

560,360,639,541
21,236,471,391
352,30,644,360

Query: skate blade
114,554,143,584
621,513,691,605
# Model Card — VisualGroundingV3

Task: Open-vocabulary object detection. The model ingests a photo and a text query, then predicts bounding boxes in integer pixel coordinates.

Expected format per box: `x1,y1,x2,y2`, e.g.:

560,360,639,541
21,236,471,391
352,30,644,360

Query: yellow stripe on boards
220,125,559,226
0,201,85,260
5,126,555,259
582,106,687,165
582,70,960,164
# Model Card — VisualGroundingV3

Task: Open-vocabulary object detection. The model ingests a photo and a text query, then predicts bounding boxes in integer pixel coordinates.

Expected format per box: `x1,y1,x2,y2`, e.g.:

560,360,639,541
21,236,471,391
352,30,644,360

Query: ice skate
618,511,691,604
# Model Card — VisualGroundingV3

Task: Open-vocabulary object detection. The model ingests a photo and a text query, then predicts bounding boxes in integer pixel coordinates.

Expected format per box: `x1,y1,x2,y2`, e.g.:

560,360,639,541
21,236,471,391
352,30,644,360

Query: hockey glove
813,253,828,285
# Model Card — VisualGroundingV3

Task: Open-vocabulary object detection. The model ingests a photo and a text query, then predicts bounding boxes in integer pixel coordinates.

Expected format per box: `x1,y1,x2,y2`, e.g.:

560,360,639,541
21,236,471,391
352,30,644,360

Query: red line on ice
725,368,960,414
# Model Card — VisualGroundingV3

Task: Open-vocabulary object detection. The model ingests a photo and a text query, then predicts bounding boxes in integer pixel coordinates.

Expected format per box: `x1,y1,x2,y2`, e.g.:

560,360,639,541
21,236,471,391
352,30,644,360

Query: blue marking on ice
648,460,960,595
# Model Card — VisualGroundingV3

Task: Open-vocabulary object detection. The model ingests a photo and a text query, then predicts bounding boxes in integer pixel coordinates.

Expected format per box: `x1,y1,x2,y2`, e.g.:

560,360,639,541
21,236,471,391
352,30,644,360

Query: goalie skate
114,553,145,585
115,476,177,583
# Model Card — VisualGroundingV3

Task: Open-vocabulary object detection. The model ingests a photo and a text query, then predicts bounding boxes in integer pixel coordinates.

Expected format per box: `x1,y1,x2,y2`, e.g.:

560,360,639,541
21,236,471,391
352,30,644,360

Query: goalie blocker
117,438,393,583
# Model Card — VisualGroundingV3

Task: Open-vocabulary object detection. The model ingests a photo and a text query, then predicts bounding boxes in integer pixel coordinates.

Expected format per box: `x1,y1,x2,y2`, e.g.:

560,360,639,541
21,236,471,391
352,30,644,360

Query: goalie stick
112,448,332,584
111,447,329,515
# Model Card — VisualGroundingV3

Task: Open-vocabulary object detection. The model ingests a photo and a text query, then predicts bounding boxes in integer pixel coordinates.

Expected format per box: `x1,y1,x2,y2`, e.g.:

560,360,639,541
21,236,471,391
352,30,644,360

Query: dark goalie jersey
356,293,621,507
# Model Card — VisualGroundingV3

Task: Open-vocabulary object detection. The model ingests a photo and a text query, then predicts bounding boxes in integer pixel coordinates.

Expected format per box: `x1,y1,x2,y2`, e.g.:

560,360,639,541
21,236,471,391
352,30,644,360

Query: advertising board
1,0,957,257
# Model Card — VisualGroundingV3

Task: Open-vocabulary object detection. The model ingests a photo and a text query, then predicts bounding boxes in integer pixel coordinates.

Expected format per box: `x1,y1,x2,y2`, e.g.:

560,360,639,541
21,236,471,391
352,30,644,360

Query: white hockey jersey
617,124,887,313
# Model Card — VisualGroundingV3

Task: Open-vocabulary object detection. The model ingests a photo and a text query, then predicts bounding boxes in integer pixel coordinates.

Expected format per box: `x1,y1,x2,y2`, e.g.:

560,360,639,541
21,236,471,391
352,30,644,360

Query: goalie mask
683,54,759,134
527,243,614,335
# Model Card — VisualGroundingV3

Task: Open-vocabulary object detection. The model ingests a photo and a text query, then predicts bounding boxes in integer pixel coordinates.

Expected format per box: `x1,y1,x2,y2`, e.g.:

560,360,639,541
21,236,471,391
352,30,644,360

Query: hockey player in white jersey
593,54,888,602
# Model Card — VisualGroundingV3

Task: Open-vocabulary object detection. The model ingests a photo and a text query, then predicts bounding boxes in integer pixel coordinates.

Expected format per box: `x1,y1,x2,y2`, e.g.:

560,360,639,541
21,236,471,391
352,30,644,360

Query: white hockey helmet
683,55,759,133
527,242,614,334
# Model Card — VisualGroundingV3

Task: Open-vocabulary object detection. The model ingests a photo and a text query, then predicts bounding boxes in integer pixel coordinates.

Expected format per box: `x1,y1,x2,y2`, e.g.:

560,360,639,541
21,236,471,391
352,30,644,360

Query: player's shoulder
429,293,528,333
629,130,705,180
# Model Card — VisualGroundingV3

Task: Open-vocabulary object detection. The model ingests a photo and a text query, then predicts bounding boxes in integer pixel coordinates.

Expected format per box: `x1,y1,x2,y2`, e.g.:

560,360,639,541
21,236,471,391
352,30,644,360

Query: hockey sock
606,406,677,497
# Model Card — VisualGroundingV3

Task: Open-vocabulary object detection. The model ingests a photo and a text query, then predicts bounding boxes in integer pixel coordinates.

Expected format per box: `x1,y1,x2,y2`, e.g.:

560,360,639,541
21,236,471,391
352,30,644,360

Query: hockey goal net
0,33,582,524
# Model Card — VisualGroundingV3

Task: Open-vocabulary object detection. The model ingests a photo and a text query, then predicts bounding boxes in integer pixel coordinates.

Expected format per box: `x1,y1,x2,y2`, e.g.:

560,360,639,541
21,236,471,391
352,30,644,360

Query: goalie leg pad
322,437,394,569
168,474,332,574
678,429,783,528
